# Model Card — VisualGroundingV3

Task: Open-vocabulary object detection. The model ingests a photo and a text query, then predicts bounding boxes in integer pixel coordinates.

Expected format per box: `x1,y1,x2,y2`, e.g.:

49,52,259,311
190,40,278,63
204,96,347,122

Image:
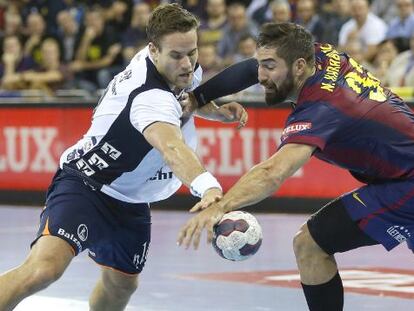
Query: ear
149,42,158,62
293,58,307,77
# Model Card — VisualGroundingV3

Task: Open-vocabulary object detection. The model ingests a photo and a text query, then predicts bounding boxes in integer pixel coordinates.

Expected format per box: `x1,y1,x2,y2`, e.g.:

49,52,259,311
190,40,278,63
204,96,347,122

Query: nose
180,55,192,71
257,66,267,84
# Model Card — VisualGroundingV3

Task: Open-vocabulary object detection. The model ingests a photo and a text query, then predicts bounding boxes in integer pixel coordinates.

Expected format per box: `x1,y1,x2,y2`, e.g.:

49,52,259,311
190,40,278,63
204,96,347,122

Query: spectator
197,42,223,81
320,0,351,45
371,39,398,83
341,39,375,72
385,33,414,87
370,0,398,24
23,12,49,65
104,0,132,33
56,10,80,62
74,7,122,90
296,0,324,42
268,0,291,23
23,38,69,94
199,0,227,45
233,33,256,62
122,2,150,48
0,35,36,90
338,0,387,62
217,2,258,62
1,10,22,37
20,0,66,35
386,0,414,40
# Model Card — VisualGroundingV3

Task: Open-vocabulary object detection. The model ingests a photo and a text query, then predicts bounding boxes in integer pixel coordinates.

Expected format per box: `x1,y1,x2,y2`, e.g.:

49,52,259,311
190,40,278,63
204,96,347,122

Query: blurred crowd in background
0,0,413,98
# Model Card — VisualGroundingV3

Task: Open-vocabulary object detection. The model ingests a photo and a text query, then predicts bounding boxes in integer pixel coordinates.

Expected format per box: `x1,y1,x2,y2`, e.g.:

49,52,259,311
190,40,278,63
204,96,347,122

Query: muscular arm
143,121,207,187
193,58,259,107
219,143,315,211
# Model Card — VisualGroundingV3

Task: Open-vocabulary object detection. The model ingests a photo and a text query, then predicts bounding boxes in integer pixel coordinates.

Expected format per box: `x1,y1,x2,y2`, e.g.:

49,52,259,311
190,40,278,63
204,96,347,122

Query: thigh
341,179,414,251
89,202,151,275
28,235,74,270
32,170,109,255
307,198,378,255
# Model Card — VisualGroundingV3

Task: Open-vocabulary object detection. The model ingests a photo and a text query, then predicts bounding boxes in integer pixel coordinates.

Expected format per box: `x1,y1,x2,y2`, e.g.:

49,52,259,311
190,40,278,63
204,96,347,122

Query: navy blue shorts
341,178,414,251
32,170,151,274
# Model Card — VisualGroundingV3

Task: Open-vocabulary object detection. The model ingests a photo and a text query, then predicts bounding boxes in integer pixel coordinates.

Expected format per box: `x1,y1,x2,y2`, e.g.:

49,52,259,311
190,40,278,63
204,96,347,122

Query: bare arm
194,101,248,128
178,143,315,248
143,121,215,187
218,143,315,212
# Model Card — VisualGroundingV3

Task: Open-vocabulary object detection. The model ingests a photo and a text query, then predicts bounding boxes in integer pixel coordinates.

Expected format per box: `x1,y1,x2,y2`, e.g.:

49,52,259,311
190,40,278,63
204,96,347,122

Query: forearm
219,161,285,212
75,38,93,61
219,144,314,212
162,140,207,187
193,58,259,107
194,102,224,121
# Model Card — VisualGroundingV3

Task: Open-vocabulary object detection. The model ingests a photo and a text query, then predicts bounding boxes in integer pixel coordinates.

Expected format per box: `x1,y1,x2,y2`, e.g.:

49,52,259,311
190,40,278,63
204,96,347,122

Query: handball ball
212,211,262,261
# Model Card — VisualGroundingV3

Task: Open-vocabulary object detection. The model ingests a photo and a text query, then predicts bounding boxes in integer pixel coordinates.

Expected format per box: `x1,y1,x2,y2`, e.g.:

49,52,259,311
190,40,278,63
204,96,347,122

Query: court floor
0,205,412,310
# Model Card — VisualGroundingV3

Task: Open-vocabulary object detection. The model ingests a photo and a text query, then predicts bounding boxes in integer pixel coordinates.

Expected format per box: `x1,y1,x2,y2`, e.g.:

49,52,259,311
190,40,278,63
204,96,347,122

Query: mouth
179,72,193,79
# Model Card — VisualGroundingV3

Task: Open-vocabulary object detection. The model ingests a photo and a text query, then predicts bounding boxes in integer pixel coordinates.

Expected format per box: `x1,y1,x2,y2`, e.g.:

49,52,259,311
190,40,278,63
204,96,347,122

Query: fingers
237,108,248,129
177,221,197,249
189,202,203,213
207,220,215,244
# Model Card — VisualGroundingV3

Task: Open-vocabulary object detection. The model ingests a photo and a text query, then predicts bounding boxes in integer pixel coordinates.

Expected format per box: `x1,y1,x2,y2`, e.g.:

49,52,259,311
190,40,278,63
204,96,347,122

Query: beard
262,70,295,106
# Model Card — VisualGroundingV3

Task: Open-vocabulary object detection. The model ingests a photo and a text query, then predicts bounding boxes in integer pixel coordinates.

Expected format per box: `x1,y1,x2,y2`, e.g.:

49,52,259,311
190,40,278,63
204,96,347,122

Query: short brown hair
257,23,315,66
146,3,199,48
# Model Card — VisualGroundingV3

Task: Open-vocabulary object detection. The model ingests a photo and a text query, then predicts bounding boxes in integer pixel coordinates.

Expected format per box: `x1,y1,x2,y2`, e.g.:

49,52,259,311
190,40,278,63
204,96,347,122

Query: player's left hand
177,203,225,249
217,102,248,129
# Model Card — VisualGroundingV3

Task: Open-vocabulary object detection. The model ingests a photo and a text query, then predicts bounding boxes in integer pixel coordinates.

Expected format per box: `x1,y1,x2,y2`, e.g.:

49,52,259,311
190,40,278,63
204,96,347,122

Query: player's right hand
179,92,198,116
178,203,225,249
190,188,222,213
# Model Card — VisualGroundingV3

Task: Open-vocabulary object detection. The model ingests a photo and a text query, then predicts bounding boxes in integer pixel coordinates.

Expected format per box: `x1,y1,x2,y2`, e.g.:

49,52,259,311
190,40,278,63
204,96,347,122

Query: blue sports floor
0,205,412,310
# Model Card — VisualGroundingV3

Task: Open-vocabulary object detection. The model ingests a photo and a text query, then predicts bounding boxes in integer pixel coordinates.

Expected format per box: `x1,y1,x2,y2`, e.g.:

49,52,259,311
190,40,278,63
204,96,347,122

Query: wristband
190,172,222,198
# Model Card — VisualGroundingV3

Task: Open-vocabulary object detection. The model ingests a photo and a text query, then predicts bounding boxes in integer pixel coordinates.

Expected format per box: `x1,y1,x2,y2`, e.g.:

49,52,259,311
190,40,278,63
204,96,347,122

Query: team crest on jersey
281,122,312,141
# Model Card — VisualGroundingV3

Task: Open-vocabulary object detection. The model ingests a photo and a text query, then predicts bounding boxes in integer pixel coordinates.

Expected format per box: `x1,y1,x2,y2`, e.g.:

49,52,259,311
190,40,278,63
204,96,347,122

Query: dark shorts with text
32,169,151,274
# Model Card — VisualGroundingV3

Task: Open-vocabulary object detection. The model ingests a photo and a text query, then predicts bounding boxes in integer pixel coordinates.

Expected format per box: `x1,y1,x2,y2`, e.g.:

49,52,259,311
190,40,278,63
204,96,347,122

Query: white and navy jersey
60,46,203,203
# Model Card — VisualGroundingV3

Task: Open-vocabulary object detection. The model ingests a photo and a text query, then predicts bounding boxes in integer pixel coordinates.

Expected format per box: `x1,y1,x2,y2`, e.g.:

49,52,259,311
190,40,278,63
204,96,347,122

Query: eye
170,53,182,60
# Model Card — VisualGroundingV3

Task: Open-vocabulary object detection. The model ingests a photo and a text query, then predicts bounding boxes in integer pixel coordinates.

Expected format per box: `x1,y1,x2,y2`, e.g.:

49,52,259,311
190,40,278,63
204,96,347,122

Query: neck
289,66,316,102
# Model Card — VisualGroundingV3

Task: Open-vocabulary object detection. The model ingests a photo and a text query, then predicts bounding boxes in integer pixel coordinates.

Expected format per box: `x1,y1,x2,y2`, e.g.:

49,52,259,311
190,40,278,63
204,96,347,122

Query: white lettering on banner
197,128,217,172
218,129,242,175
0,126,58,173
30,127,58,172
197,127,303,177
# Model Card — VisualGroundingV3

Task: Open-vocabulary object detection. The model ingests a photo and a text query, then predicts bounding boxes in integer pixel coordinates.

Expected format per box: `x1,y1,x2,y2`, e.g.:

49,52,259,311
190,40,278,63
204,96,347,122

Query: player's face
256,47,295,105
150,29,198,90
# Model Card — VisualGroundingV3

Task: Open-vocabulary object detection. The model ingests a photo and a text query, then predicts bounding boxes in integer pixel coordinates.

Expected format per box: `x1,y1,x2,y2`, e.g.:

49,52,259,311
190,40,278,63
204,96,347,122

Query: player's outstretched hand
217,102,248,129
190,188,222,213
179,92,198,117
177,203,225,249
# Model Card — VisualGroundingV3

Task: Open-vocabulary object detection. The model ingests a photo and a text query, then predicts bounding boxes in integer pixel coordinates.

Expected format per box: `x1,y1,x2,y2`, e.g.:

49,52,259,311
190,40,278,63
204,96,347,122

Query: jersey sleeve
130,89,181,133
192,58,259,106
279,102,343,151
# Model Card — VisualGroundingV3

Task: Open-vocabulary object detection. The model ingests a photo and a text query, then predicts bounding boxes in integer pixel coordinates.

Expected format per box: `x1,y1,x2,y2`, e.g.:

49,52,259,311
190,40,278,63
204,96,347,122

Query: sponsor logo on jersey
77,224,88,242
101,142,122,160
352,192,367,207
281,122,312,141
387,225,411,243
147,168,174,181
76,158,95,176
57,228,82,252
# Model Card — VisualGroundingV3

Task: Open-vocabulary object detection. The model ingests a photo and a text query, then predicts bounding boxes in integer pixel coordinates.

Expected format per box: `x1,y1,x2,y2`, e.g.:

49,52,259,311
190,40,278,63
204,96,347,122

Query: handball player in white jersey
0,4,247,311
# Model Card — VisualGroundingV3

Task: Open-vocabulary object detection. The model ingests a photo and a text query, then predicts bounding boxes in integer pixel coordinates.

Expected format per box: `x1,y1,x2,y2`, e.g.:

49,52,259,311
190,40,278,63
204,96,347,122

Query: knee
103,273,139,298
293,224,322,263
23,259,65,292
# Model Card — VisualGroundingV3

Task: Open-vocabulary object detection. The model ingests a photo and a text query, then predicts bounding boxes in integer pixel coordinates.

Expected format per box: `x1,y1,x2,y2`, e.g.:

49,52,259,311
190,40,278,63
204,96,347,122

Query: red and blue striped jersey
280,43,414,183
